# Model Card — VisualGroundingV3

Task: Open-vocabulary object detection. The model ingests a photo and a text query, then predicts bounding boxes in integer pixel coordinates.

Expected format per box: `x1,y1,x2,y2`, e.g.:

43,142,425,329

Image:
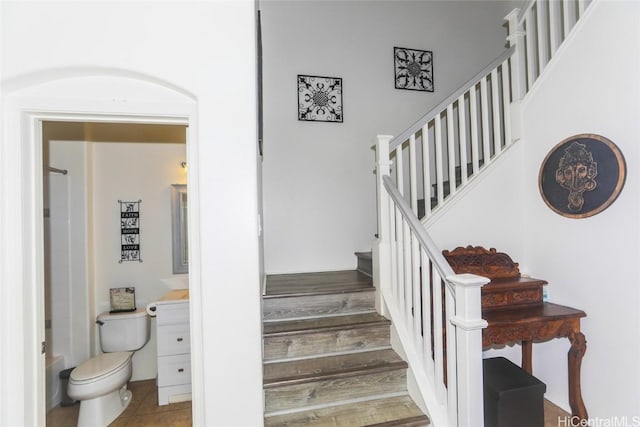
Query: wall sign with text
119,200,143,262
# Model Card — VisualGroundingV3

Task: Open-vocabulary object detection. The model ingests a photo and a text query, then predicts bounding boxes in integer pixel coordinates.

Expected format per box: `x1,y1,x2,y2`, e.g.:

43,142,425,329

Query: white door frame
1,92,202,426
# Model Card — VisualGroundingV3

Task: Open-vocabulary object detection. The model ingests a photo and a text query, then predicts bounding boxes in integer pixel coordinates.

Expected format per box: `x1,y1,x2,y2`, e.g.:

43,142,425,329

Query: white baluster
446,104,456,196
432,268,446,403
505,8,526,100
434,115,444,205
457,95,469,184
578,0,586,17
549,0,561,58
491,69,502,155
395,145,407,314
501,60,512,146
403,219,412,329
445,285,458,425
396,206,405,311
412,238,421,347
480,77,491,163
563,0,576,39
409,134,418,215
469,86,480,173
537,0,550,69
421,124,431,218
525,9,538,89
395,146,404,196
389,199,397,301
421,252,434,382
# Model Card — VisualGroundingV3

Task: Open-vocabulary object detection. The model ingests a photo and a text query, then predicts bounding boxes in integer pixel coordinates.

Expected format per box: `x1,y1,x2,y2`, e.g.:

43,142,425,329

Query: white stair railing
373,1,593,425
508,0,593,101
386,0,593,222
387,49,514,221
375,135,488,427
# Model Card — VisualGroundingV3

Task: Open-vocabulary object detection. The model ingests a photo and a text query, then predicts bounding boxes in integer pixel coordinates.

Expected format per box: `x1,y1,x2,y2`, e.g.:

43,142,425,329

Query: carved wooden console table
443,246,588,420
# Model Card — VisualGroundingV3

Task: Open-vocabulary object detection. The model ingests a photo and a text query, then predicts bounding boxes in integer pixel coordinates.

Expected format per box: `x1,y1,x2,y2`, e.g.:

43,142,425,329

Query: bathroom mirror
171,184,188,273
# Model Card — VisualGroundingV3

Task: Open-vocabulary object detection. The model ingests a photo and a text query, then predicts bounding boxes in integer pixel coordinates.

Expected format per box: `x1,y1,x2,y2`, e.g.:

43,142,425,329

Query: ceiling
43,121,187,144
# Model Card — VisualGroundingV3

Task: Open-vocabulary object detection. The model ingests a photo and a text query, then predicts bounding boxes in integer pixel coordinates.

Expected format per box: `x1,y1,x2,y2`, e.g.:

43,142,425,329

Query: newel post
448,273,490,427
505,8,525,143
373,135,393,315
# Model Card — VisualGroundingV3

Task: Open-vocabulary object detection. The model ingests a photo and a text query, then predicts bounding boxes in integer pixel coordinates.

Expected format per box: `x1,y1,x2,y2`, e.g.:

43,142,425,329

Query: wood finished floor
46,379,191,427
46,380,567,426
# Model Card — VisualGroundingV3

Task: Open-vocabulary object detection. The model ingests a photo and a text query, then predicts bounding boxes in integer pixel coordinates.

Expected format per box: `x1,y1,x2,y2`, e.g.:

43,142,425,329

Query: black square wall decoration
394,47,434,92
298,74,343,123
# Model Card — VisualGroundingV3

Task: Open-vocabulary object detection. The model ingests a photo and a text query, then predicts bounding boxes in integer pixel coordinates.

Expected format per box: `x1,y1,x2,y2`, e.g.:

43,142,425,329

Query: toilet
68,309,150,427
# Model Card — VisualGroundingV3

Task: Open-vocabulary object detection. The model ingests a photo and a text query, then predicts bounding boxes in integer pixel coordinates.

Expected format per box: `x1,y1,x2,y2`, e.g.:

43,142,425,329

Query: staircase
369,2,594,425
262,270,430,426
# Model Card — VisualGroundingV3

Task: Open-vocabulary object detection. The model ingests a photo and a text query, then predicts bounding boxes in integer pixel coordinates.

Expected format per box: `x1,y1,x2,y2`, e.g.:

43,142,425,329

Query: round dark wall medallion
539,134,626,219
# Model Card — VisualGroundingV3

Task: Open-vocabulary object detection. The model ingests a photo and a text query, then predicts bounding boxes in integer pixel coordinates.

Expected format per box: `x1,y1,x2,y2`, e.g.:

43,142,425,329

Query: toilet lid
70,352,132,382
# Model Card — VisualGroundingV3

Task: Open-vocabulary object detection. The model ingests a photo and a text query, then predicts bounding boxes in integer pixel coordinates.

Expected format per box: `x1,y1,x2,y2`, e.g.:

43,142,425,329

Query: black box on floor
483,357,546,427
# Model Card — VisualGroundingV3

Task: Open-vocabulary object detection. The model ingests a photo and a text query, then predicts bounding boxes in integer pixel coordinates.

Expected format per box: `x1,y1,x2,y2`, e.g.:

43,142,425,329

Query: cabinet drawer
157,324,191,356
156,302,190,325
157,353,191,387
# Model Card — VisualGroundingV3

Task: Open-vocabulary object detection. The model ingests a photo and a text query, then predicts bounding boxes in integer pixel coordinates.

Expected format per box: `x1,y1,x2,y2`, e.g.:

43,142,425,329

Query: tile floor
46,380,191,427
47,379,568,427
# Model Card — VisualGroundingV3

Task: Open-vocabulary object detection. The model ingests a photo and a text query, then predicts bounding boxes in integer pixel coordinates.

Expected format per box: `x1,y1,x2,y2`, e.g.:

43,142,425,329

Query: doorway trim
1,92,202,426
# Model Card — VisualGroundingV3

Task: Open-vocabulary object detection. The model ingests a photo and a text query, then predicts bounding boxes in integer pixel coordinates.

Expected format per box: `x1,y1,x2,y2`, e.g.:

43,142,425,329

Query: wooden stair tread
354,251,372,260
264,395,428,427
365,415,430,427
264,349,406,387
265,270,373,297
262,270,425,426
263,312,389,336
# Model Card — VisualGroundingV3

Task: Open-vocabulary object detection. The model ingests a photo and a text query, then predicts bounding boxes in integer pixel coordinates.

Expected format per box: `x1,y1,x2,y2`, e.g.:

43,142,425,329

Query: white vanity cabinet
155,299,191,405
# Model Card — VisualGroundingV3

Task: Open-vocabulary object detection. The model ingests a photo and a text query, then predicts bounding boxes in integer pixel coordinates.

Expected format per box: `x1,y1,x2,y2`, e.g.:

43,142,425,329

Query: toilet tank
98,309,150,352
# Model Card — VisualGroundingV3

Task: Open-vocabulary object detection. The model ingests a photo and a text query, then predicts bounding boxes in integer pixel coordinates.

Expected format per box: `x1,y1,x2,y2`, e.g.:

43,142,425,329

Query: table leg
521,340,532,374
568,331,588,420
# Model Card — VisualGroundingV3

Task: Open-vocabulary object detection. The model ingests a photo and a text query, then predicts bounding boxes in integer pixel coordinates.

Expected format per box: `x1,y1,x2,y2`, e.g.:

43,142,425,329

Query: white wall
425,0,640,418
425,144,526,265
1,2,263,426
519,1,640,418
261,0,519,274
92,141,186,380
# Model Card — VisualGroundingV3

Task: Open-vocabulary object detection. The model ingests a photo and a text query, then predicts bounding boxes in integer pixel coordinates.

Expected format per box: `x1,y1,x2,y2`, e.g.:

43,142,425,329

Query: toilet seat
70,352,132,384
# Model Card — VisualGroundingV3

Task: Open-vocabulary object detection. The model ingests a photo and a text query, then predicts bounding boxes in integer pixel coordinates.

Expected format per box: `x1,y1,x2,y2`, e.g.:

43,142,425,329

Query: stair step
355,251,373,277
265,270,373,296
264,395,429,427
264,348,405,385
263,290,375,321
264,270,375,320
263,313,391,361
366,415,431,427
264,349,408,412
262,271,426,425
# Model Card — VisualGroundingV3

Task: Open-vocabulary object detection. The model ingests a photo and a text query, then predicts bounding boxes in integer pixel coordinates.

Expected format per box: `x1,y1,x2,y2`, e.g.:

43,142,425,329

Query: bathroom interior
42,121,191,426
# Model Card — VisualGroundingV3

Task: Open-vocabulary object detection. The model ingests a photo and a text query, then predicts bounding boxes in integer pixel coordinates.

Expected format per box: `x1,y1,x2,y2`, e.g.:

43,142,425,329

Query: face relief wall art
394,47,434,92
539,134,626,218
297,74,343,123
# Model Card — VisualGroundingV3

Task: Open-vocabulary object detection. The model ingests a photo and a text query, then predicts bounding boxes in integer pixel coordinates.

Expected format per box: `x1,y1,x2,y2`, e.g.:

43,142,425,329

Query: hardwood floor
46,379,191,427
544,399,571,427
46,380,566,426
